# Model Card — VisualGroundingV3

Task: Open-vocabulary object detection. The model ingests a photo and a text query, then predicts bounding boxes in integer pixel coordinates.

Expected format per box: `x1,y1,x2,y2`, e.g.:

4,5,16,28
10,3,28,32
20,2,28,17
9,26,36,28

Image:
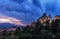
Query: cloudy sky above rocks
0,0,60,25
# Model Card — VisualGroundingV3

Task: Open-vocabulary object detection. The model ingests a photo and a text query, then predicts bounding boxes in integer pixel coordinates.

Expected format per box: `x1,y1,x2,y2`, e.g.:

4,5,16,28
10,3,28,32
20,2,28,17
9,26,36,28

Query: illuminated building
38,13,52,24
54,15,60,20
47,15,52,23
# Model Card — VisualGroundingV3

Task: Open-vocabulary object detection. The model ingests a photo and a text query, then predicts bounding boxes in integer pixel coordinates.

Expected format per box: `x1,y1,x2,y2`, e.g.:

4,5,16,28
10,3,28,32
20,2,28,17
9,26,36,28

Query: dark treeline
0,13,60,39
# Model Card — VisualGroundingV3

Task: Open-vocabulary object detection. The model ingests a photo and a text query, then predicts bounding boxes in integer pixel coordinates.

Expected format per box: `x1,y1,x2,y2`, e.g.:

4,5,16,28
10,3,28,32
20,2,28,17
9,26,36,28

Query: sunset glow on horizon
0,15,25,26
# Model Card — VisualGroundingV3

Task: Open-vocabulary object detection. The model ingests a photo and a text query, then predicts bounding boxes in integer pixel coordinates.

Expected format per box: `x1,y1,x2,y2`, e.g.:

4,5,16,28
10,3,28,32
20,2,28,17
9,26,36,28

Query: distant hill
0,23,25,29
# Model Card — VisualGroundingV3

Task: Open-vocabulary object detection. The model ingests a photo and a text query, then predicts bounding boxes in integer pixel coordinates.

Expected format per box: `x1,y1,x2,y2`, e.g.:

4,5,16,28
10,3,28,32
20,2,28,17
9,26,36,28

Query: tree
8,31,12,36
51,19,59,35
2,30,7,36
15,27,21,36
45,20,50,31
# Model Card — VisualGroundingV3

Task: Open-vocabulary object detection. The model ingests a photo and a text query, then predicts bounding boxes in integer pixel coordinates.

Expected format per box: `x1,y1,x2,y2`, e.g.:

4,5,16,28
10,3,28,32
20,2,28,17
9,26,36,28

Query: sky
0,0,60,25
